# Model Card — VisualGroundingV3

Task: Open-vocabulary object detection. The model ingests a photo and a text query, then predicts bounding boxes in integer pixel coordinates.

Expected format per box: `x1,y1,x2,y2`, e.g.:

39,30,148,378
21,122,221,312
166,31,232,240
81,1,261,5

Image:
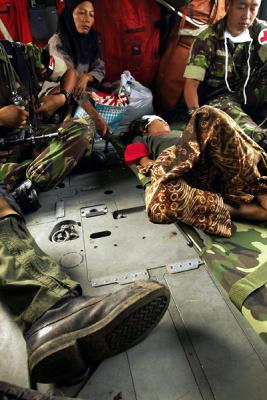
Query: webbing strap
229,261,267,310
0,17,13,41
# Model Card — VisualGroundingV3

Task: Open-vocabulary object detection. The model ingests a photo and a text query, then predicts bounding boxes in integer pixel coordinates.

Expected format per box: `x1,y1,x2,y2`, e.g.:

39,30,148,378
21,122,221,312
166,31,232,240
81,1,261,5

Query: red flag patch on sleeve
48,56,55,72
258,28,267,45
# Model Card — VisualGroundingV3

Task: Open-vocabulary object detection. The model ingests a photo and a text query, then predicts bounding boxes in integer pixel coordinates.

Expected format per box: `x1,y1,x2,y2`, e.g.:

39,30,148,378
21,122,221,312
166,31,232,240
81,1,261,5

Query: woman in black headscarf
49,0,105,98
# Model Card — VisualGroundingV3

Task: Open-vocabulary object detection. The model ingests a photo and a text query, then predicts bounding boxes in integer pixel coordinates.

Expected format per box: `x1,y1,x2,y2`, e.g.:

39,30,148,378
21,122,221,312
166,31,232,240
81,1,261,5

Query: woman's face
72,1,95,34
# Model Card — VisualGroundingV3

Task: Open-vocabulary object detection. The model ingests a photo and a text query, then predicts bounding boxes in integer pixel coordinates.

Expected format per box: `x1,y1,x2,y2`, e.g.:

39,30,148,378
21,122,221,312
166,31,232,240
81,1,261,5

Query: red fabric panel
56,0,65,15
15,0,32,43
94,0,161,86
0,0,32,43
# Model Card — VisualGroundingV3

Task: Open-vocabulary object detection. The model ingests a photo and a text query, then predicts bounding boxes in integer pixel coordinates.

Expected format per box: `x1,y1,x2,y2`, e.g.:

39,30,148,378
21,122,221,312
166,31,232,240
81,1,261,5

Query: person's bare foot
256,194,267,210
225,202,267,222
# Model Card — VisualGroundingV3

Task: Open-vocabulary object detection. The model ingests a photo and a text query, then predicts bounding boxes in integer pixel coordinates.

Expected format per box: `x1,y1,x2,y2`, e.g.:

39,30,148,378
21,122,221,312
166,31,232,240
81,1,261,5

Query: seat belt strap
229,261,267,310
0,17,13,41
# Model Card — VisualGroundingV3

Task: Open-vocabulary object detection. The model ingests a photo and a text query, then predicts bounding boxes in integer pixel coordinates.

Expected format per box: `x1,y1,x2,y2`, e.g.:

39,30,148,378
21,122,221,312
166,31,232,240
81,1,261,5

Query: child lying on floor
123,106,267,237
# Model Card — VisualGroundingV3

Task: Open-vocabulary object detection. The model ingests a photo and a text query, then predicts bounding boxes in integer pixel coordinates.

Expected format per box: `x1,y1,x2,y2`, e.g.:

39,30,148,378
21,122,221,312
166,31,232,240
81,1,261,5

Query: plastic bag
115,71,153,133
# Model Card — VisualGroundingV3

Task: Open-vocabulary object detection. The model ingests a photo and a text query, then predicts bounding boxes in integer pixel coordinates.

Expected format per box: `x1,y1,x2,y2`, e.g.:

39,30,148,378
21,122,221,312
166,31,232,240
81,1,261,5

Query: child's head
124,115,170,144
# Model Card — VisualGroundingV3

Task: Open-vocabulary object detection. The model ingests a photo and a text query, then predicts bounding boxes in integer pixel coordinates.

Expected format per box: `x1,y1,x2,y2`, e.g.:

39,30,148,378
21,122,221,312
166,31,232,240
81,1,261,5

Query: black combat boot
25,280,170,384
73,150,106,174
12,179,41,213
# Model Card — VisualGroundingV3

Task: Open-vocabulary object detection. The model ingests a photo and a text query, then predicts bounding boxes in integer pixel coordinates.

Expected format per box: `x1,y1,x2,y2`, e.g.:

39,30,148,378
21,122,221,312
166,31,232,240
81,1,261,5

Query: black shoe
12,179,41,213
73,150,106,174
25,280,170,384
0,380,59,400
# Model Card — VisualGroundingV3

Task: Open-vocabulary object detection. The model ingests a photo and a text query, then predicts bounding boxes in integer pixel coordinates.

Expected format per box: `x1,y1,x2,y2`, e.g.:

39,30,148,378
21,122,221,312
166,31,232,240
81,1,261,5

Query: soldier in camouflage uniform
183,0,267,149
0,40,94,212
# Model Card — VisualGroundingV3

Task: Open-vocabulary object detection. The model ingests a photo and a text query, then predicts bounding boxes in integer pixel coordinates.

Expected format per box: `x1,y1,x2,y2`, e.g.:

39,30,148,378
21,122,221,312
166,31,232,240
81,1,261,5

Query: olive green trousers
0,215,80,333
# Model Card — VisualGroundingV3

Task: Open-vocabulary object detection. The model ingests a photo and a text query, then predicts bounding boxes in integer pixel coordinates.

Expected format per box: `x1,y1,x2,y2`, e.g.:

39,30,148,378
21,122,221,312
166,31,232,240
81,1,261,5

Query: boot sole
29,281,170,383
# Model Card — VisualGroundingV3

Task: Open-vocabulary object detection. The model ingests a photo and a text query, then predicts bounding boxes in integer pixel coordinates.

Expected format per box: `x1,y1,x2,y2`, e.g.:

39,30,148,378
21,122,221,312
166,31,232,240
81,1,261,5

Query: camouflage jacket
0,41,66,139
184,16,267,89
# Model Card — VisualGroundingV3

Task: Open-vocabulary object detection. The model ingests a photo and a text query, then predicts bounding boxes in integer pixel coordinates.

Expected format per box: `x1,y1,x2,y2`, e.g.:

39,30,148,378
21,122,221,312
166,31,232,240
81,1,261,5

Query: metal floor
1,148,267,399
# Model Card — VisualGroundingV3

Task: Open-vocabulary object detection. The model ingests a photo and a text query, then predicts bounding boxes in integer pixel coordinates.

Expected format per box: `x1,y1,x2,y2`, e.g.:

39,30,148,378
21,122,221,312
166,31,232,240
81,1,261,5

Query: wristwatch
188,106,198,115
60,89,72,105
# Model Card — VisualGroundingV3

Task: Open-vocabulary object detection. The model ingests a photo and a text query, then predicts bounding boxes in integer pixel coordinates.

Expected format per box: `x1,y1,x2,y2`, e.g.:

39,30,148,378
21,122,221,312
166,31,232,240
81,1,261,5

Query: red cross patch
258,28,267,45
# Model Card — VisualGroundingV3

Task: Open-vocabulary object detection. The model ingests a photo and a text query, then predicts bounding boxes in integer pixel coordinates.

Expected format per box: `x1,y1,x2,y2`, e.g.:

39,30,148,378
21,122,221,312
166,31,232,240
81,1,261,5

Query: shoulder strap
0,40,33,97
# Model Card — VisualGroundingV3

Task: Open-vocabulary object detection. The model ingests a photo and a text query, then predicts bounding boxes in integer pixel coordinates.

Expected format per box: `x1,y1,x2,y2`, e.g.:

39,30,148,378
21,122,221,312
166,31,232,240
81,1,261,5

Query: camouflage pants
0,118,94,192
206,62,267,144
0,215,80,333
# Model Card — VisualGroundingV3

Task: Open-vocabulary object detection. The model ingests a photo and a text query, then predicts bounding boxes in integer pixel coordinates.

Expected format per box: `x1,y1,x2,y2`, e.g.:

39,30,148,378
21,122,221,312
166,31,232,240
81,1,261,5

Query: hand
0,105,29,128
74,73,93,98
37,94,66,116
139,156,154,168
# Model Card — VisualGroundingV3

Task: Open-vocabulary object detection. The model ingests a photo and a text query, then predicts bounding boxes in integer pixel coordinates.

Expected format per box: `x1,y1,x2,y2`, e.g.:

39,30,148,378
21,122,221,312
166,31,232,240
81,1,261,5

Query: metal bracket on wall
92,270,149,287
166,257,202,274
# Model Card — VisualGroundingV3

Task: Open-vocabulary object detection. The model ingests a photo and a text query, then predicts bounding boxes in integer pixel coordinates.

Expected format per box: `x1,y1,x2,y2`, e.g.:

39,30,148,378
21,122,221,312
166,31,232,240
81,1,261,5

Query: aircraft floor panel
2,162,267,399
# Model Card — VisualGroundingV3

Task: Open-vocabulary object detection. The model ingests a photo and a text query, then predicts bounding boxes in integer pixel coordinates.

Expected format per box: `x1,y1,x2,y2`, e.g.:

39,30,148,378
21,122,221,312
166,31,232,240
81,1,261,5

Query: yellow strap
229,261,267,310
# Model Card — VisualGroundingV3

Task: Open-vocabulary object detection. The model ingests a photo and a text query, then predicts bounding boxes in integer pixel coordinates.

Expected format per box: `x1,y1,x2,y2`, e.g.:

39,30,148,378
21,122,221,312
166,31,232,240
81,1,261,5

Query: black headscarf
57,0,99,67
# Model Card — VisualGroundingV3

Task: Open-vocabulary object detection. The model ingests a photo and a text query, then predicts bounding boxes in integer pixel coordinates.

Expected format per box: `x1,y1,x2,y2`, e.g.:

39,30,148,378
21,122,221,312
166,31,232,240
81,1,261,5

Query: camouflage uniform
0,43,94,333
0,214,80,333
184,16,267,144
0,186,80,333
0,42,94,192
201,221,267,345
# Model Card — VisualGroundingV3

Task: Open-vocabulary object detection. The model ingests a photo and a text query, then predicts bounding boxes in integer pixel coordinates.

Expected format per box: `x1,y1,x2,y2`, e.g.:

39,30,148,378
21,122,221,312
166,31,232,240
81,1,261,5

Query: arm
37,68,77,116
183,78,200,109
183,32,212,109
89,57,105,83
79,99,108,137
74,58,106,98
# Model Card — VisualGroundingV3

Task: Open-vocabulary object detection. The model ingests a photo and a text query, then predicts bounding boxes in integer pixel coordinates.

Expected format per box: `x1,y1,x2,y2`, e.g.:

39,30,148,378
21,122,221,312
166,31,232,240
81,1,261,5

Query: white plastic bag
115,71,153,133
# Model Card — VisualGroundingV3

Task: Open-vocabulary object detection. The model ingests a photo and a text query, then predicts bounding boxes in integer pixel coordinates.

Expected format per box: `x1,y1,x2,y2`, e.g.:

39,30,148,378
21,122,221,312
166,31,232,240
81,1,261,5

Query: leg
207,94,267,144
0,190,170,384
255,193,267,210
25,118,94,191
0,156,32,192
146,176,232,237
225,202,267,221
9,118,94,212
0,215,80,333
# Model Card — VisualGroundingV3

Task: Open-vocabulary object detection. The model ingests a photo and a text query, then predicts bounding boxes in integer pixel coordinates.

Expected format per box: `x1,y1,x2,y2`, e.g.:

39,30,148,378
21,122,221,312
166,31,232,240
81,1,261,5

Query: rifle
0,129,61,147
